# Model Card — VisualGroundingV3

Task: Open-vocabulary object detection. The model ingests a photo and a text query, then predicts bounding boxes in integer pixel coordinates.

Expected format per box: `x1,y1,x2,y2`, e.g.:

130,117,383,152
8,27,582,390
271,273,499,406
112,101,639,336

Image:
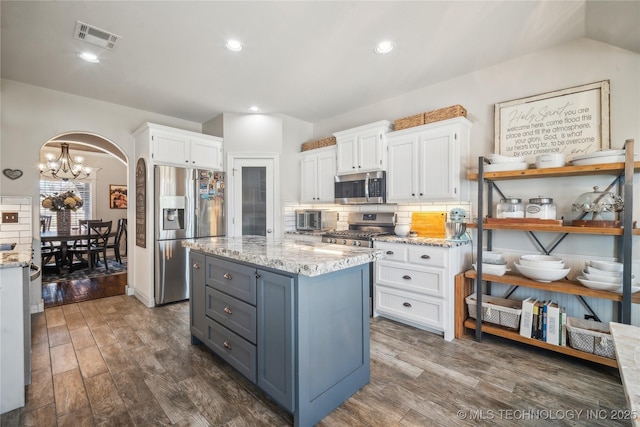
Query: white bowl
473,263,509,276
612,285,640,294
585,265,623,278
488,154,527,164
482,251,505,264
535,153,565,169
514,263,571,282
576,276,620,292
519,255,565,269
588,260,623,273
581,269,622,284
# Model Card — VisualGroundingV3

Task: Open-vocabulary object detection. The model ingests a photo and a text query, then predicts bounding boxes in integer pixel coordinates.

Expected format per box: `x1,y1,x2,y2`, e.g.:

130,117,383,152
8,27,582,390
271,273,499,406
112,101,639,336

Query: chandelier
39,143,92,181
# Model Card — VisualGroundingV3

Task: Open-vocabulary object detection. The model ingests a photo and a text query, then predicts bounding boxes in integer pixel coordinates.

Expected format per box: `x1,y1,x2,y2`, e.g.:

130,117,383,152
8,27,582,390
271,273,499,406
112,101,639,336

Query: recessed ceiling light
225,39,244,52
248,106,261,113
78,52,100,63
375,41,395,54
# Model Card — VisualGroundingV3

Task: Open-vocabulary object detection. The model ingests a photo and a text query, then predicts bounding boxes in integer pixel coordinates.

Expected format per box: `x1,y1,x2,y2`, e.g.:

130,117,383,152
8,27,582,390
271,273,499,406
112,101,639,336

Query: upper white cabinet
333,120,393,175
137,123,223,170
387,117,471,202
299,145,336,203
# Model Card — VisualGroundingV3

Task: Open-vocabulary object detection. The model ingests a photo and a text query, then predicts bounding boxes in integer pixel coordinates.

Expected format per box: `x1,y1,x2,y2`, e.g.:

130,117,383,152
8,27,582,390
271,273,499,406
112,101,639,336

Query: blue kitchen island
183,236,383,427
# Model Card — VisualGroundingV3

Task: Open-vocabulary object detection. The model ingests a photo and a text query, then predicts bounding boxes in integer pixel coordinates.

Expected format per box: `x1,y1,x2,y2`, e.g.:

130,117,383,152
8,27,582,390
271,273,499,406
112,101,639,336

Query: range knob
341,239,347,245
355,241,362,246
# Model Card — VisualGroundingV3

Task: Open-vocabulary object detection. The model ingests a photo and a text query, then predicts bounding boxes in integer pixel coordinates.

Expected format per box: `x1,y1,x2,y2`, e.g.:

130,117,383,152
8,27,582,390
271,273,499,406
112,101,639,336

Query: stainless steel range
322,212,395,247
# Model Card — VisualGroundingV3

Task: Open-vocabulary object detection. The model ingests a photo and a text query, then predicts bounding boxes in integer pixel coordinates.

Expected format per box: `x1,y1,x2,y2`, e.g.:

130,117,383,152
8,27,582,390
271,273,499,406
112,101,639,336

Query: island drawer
205,317,257,383
375,285,444,330
206,287,257,344
206,257,257,305
375,263,444,297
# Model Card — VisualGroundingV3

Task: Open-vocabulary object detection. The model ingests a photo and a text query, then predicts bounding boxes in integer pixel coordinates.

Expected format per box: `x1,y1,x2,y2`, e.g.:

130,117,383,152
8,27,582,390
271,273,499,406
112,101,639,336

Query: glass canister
526,197,557,219
496,197,525,218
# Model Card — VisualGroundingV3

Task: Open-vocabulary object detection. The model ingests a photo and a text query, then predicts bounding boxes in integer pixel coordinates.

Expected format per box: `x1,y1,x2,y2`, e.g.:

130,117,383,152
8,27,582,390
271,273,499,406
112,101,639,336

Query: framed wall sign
495,80,610,162
135,158,146,248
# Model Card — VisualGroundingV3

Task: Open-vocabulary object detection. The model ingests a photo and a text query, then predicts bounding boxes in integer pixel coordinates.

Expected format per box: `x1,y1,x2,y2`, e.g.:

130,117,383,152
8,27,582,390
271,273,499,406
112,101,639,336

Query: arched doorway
38,132,130,307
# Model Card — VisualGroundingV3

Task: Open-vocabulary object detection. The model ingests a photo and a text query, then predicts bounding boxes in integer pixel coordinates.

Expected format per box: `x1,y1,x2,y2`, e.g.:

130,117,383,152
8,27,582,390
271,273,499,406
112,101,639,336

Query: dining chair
40,215,52,232
67,220,112,272
106,218,127,264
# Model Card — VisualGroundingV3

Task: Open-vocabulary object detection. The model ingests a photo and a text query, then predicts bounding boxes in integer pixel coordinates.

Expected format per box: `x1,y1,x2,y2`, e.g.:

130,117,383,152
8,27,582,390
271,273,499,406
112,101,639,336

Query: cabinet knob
193,263,200,269
421,255,431,260
402,302,412,308
223,306,232,315
419,193,423,196
386,250,394,255
223,341,232,350
223,272,232,280
402,275,412,280
352,166,356,169
412,193,415,196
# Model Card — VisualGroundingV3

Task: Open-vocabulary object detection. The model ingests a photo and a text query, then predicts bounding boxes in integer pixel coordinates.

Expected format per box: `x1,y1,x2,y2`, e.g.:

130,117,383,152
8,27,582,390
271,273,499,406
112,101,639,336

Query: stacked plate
485,154,528,172
570,150,638,166
473,251,509,276
577,260,640,293
514,254,570,282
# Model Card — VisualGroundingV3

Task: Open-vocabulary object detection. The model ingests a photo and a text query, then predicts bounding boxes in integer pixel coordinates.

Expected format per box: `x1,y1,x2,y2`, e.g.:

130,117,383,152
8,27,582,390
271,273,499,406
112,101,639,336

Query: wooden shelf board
463,270,640,304
462,318,618,368
467,161,640,181
466,223,639,235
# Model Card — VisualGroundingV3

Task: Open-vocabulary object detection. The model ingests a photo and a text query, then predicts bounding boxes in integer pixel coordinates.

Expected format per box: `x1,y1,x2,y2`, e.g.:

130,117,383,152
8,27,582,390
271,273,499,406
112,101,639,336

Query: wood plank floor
42,273,127,308
1,296,629,426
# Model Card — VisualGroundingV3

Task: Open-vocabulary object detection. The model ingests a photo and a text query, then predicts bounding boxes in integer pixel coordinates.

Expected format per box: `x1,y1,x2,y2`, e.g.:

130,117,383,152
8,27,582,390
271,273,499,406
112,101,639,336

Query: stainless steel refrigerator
154,165,225,305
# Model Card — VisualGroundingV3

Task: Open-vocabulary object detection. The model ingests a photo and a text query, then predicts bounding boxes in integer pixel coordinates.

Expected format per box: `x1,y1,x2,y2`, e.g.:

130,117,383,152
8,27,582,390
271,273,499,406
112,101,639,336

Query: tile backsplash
283,201,472,232
0,196,33,250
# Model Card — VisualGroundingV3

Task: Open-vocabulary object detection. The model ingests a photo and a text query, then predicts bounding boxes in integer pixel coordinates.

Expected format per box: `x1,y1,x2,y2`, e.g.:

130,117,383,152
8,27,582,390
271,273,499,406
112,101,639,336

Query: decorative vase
56,209,72,235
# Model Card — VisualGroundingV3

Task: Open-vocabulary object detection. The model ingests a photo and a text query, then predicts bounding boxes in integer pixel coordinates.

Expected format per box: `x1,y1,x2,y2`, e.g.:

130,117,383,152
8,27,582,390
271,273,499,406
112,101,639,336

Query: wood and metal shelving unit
459,139,637,367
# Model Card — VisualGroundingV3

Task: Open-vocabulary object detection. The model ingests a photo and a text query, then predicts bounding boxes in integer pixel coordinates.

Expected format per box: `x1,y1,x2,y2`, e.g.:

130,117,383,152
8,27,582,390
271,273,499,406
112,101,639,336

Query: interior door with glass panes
230,157,275,238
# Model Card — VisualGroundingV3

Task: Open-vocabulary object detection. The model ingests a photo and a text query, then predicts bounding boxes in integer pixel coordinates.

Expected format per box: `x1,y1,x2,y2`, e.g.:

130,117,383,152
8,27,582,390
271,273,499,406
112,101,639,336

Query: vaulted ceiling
1,1,638,124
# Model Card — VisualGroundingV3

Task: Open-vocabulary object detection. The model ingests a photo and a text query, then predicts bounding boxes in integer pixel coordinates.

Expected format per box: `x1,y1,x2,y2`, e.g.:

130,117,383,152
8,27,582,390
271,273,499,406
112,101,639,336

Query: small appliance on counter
445,208,469,241
295,209,337,231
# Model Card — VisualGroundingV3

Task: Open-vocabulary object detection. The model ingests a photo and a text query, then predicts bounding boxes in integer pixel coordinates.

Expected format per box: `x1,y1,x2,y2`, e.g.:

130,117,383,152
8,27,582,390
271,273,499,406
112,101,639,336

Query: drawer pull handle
223,272,232,280
223,306,232,315
403,302,412,308
402,275,412,280
223,341,232,349
421,255,431,260
193,263,200,269
386,251,394,255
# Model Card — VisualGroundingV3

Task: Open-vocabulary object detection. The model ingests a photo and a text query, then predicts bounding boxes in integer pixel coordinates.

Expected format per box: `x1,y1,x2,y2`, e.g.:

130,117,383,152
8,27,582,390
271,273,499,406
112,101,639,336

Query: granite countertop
610,322,640,425
183,236,383,277
373,235,471,248
0,249,32,269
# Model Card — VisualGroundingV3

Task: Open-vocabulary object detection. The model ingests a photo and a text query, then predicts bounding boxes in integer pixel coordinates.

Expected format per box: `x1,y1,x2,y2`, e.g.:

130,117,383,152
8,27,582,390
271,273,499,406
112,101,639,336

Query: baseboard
125,285,135,296
30,300,44,314
134,289,155,308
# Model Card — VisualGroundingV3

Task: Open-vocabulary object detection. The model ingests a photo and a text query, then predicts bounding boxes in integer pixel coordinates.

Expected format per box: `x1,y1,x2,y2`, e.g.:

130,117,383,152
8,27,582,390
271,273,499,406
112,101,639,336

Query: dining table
40,229,116,269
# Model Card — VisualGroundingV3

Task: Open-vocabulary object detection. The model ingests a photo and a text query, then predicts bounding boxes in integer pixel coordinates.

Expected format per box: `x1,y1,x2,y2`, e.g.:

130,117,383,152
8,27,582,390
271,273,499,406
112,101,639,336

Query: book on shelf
519,297,537,338
542,302,548,342
560,308,567,346
545,302,560,346
533,300,545,340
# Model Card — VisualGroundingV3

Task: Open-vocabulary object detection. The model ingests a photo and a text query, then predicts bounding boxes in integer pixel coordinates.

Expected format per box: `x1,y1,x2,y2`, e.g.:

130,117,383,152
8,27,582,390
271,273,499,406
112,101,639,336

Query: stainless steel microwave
334,171,386,204
295,210,338,231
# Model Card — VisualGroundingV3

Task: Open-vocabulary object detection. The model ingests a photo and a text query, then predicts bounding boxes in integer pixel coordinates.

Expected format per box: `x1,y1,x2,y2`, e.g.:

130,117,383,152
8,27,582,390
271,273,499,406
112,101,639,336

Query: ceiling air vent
74,21,121,50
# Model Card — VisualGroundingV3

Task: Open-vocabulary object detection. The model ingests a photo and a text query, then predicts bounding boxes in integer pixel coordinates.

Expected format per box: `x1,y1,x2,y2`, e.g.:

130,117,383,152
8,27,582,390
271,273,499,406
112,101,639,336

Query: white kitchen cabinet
387,117,471,202
334,120,393,175
299,145,336,203
141,123,223,170
374,241,470,341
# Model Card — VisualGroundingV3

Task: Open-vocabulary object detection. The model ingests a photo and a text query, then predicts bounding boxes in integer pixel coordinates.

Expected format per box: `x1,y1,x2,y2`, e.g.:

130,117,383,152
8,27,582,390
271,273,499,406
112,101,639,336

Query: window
39,180,92,231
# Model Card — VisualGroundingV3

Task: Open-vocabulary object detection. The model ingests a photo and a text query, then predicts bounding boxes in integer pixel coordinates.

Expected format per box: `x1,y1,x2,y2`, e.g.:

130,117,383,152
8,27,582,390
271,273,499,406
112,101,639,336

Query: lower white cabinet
373,241,470,341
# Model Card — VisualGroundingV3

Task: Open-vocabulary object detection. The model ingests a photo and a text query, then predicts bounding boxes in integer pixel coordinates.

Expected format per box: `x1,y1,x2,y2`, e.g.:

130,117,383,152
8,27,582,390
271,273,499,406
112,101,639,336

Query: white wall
0,79,203,309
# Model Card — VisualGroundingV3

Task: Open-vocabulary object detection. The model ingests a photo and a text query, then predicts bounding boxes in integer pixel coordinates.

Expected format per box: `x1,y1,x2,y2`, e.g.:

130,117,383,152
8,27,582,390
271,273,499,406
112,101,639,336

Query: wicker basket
466,294,522,329
394,113,425,131
566,317,615,359
424,104,467,124
301,136,337,152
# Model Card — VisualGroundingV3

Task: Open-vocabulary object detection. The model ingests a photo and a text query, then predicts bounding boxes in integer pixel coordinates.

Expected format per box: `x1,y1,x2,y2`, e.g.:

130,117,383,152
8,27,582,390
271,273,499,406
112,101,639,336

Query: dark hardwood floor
1,296,628,426
42,273,127,308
